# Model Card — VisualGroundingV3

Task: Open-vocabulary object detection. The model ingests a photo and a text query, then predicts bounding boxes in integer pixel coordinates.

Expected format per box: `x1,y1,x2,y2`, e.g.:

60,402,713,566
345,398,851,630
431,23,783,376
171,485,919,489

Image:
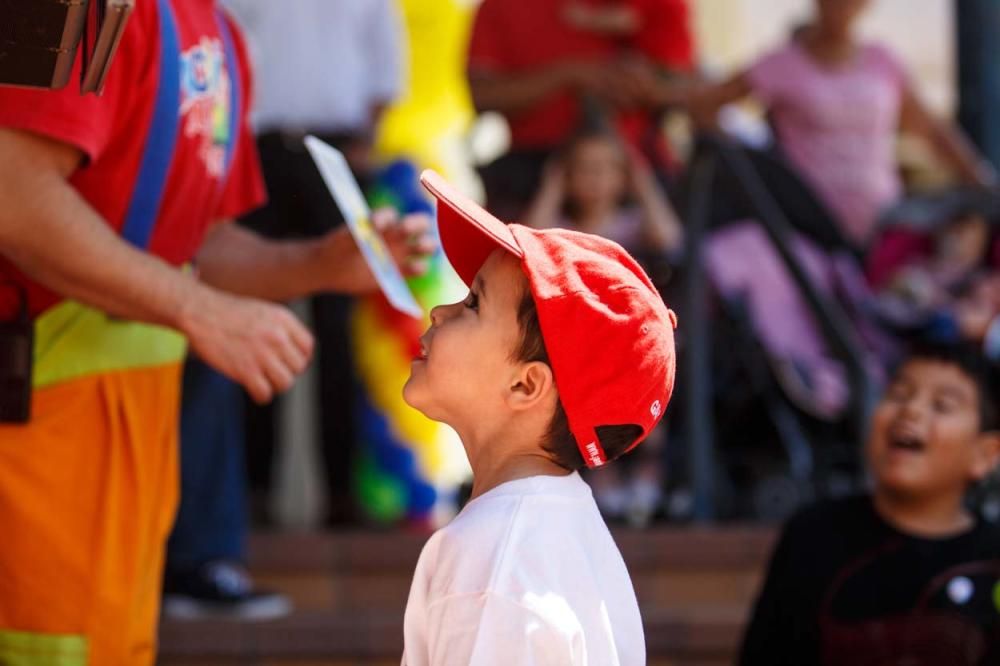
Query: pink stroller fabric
704,221,887,420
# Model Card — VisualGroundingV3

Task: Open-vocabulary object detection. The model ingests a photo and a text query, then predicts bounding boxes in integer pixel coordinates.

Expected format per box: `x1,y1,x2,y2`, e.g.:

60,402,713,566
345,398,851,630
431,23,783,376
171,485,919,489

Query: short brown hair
512,287,644,470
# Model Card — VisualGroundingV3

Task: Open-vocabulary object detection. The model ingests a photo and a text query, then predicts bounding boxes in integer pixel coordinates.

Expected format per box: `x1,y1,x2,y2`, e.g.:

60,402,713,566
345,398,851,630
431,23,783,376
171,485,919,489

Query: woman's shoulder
751,40,801,72
860,42,909,80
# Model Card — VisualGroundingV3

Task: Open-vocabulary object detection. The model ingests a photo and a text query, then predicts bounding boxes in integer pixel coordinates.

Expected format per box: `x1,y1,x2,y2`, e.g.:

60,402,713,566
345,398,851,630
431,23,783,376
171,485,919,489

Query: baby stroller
667,134,891,522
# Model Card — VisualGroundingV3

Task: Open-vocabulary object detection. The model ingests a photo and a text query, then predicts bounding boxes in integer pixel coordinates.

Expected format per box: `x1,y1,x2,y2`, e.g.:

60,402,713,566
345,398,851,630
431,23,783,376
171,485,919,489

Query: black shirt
740,496,1000,666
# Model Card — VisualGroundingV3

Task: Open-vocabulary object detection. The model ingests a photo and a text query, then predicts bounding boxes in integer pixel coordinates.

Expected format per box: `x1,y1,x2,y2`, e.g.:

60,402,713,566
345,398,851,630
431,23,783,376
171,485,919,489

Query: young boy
399,171,677,665
740,344,1000,666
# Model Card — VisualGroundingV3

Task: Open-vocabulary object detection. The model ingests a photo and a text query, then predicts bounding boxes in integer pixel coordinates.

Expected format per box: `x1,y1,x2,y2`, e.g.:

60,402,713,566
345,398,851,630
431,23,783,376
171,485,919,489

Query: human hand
955,274,1000,342
377,207,437,277
563,60,637,108
616,56,669,109
317,207,437,295
181,286,315,403
685,80,730,130
891,266,942,309
956,298,997,343
540,157,567,195
625,143,656,196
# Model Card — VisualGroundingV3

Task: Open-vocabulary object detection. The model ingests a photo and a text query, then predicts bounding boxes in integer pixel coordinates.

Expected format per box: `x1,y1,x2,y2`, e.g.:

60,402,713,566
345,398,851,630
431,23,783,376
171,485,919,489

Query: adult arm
522,160,567,230
684,71,754,129
628,150,684,253
195,210,436,301
899,83,998,187
0,127,312,403
469,61,631,116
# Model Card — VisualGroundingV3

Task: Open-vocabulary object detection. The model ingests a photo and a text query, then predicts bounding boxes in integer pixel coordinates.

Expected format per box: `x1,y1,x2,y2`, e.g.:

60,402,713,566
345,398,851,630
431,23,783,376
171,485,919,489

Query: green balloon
355,451,407,523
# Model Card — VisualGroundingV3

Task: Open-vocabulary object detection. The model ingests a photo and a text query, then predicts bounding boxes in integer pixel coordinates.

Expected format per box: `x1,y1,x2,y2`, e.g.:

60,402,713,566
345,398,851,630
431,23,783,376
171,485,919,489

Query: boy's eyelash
464,292,479,310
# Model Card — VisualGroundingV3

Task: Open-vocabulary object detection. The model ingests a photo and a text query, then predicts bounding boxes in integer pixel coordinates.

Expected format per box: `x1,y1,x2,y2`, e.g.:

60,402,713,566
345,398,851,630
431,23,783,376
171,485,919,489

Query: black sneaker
162,561,292,621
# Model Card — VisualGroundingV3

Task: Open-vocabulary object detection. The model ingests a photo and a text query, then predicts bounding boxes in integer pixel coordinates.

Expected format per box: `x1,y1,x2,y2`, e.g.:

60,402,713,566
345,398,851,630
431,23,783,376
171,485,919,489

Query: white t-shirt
401,473,644,666
224,0,404,133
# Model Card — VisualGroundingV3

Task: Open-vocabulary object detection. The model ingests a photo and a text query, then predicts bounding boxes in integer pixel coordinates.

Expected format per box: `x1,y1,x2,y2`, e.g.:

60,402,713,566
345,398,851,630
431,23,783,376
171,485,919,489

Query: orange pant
0,363,181,666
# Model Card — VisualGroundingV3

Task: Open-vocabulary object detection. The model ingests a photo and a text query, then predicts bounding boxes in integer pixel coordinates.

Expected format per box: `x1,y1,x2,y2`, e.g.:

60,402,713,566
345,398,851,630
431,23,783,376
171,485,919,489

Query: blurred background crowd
158,0,1000,640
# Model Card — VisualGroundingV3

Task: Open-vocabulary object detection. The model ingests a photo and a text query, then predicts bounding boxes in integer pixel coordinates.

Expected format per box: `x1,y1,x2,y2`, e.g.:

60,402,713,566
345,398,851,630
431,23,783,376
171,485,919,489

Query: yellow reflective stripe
33,300,187,389
0,629,88,666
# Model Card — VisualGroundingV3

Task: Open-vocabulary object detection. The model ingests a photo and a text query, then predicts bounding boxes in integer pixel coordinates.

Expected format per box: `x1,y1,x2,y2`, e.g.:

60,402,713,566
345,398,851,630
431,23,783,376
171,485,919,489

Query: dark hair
559,123,629,224
562,123,626,166
894,342,999,432
512,288,644,470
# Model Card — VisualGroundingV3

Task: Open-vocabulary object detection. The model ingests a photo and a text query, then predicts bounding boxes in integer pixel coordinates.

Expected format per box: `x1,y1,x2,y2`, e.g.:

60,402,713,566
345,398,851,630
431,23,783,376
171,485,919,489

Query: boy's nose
898,396,926,423
430,299,464,327
429,303,450,326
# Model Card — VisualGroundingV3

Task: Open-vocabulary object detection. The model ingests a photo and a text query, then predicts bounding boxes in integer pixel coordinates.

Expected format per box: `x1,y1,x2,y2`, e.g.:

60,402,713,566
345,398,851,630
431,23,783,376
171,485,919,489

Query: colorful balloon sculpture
352,0,476,525
352,161,467,525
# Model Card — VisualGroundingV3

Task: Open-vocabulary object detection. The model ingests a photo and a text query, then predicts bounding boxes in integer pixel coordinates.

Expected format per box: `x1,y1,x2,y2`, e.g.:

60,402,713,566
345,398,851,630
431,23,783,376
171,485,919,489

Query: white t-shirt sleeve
424,592,579,666
366,0,405,105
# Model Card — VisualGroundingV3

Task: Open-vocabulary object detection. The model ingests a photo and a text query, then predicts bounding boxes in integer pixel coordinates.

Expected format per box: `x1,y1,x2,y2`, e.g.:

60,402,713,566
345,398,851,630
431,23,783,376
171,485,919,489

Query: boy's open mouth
888,428,926,453
415,339,429,361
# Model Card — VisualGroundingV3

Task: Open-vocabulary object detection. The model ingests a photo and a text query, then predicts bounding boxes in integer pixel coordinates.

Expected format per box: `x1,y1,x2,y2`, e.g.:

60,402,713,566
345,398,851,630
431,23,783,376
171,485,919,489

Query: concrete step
159,605,745,664
158,527,775,665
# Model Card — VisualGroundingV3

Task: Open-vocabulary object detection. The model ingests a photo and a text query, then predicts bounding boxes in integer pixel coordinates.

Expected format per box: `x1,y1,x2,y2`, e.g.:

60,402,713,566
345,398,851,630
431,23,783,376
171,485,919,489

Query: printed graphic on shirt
179,36,232,179
820,554,1000,666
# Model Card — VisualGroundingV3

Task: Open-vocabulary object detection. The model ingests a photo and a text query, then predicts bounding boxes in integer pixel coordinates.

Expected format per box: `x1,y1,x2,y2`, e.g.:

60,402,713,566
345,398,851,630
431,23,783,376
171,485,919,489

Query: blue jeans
166,357,247,572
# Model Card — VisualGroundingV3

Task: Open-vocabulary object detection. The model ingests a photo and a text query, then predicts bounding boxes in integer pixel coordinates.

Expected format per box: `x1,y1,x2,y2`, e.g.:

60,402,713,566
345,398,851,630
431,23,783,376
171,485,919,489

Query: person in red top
467,0,695,218
562,0,695,68
0,1,431,663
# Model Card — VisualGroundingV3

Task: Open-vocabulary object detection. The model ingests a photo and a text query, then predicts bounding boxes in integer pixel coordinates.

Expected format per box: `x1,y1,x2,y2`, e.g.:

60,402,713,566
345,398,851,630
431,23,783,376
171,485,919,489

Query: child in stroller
868,188,1000,354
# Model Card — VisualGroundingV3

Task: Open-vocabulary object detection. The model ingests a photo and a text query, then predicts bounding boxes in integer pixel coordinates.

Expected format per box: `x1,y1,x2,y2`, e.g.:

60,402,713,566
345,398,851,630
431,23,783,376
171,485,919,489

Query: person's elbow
0,128,83,245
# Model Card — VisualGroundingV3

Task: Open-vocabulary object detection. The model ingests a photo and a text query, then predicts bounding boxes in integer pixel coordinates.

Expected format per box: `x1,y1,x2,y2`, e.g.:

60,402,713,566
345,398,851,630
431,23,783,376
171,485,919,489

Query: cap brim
420,169,523,286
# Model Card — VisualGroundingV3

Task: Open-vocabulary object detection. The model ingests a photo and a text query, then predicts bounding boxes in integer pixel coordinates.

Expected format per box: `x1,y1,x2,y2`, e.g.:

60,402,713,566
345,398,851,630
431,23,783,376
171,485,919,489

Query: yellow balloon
376,0,476,178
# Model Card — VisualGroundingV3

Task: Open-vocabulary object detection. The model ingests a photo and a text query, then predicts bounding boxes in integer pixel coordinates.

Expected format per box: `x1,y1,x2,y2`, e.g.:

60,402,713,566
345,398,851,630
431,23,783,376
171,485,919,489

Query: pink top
748,41,908,246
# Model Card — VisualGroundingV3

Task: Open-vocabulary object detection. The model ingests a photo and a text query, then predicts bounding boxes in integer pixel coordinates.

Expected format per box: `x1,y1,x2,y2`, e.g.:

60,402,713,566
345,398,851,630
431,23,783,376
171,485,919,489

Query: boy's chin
401,380,436,420
401,380,422,411
871,472,937,502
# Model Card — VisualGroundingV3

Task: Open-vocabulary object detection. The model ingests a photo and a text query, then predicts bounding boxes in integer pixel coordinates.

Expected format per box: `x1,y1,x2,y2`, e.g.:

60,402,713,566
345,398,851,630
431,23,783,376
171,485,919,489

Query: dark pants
240,131,361,525
167,358,247,570
165,131,362,574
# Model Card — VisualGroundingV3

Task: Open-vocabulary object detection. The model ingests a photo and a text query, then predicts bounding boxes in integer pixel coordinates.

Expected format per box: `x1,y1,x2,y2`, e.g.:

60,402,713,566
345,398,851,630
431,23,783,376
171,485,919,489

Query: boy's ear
507,361,556,412
970,431,1000,482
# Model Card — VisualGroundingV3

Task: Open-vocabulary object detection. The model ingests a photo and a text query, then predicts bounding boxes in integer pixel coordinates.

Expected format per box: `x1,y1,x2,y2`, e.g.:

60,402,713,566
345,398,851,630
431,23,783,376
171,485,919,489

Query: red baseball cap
420,170,677,468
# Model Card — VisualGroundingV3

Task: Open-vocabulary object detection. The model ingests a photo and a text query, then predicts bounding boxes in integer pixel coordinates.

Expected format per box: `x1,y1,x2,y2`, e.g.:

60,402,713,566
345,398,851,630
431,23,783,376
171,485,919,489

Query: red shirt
0,0,265,319
628,0,695,69
467,0,694,150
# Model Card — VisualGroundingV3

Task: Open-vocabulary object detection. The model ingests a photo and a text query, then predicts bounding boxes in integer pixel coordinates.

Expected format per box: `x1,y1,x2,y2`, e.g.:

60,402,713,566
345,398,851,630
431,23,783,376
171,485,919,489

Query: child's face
816,0,869,36
565,138,627,213
867,359,996,500
936,214,989,268
403,250,527,430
